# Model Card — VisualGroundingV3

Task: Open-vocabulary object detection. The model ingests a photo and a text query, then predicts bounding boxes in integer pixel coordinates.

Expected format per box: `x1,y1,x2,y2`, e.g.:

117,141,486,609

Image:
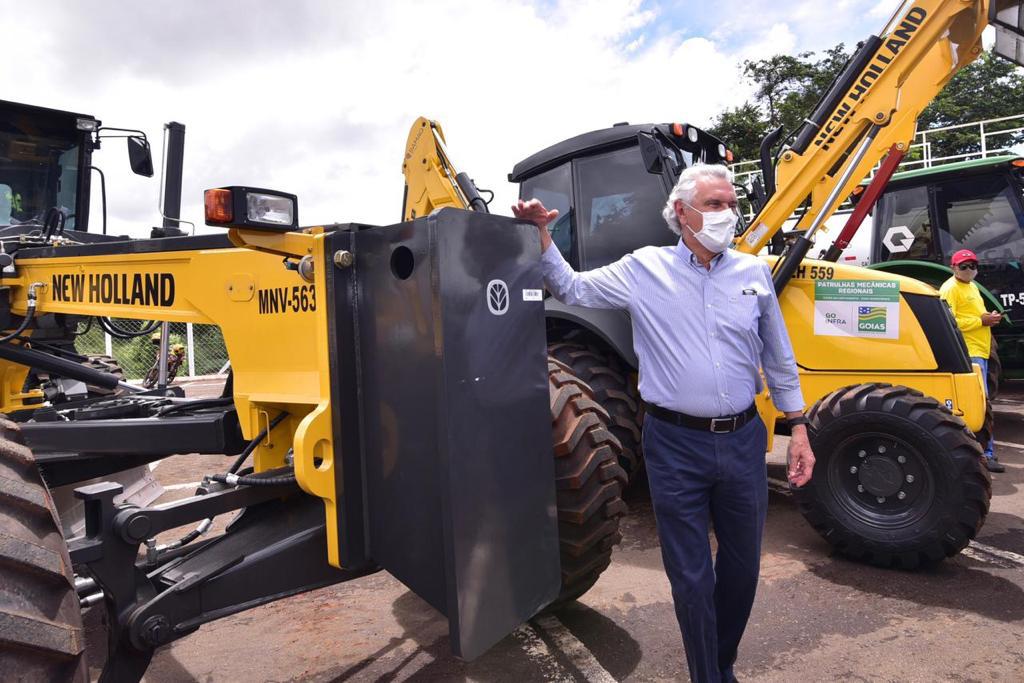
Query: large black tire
548,341,643,482
0,418,87,681
548,357,628,605
795,384,991,569
82,354,127,398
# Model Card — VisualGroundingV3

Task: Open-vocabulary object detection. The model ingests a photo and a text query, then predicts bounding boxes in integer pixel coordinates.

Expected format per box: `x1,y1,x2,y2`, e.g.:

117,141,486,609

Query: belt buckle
710,416,735,433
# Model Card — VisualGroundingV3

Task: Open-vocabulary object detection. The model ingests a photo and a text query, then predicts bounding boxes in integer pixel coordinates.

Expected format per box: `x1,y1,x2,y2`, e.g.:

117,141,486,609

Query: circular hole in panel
391,246,414,280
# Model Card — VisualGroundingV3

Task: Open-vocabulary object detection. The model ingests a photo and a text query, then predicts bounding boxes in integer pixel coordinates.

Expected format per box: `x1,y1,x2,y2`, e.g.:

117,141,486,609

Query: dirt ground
83,377,1024,681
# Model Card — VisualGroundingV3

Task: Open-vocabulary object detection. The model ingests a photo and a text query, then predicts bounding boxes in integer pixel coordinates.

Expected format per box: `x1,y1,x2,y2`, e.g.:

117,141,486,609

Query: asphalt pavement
85,377,1024,682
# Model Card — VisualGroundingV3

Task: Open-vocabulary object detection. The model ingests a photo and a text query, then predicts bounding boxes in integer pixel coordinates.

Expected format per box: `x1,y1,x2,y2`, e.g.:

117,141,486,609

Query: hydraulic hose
0,282,44,343
145,414,290,565
98,316,162,339
228,412,288,474
209,467,297,487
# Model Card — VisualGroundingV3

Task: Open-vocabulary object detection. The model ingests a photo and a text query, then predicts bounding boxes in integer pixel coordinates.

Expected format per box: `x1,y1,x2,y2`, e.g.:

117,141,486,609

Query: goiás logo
857,305,887,333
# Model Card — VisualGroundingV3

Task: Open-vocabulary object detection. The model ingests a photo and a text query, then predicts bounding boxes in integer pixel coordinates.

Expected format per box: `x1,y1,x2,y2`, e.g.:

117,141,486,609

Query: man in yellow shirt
940,249,1004,472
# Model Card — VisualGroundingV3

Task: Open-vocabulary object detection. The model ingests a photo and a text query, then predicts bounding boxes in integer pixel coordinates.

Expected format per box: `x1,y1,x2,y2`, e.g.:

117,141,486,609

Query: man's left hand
787,427,815,488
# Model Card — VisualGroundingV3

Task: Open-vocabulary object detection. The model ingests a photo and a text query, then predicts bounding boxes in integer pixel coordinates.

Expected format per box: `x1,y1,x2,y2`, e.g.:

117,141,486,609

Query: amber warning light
205,189,233,224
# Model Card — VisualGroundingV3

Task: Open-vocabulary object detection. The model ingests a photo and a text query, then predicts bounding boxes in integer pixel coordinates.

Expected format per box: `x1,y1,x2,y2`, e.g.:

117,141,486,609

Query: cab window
874,185,936,261
574,146,673,269
935,173,1024,264
519,163,574,264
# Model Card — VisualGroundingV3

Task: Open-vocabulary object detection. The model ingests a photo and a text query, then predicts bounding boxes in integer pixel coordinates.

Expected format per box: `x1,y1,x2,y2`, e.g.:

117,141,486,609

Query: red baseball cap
951,249,978,266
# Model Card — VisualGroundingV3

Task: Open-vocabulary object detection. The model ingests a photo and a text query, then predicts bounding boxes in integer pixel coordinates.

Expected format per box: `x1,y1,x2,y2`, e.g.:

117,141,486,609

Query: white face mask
681,200,738,253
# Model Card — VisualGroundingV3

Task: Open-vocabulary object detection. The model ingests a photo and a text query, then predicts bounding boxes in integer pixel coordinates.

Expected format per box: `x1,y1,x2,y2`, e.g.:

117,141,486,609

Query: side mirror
637,133,664,175
127,136,154,177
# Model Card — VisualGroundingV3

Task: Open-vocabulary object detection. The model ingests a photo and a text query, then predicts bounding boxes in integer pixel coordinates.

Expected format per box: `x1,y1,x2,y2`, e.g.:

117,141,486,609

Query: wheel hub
857,455,903,498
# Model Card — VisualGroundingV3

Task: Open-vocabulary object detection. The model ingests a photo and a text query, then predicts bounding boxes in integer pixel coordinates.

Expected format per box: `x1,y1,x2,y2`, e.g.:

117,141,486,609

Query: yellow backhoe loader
404,0,1024,570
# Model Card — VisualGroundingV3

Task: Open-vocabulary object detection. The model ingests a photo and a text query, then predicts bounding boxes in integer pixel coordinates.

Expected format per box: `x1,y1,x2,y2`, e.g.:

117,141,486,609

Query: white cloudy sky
2,0,900,236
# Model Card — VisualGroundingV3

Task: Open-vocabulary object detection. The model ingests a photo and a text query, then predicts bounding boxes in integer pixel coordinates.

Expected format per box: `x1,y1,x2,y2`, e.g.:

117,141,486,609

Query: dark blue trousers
642,413,768,683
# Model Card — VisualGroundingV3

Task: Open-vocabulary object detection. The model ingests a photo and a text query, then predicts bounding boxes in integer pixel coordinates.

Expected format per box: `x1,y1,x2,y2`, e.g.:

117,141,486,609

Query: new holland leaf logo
487,279,509,316
857,305,887,332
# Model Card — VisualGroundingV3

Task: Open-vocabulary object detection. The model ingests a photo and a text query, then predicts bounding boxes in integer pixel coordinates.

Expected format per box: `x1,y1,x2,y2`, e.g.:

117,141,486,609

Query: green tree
709,45,851,162
707,103,769,163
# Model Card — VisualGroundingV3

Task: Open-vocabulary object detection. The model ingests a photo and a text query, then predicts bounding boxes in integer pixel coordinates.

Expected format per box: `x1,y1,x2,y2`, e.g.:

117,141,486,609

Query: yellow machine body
0,229,349,565
769,258,986,432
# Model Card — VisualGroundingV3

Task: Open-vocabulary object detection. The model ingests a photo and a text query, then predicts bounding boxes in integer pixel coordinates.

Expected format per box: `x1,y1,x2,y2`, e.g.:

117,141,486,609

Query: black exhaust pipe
162,122,186,229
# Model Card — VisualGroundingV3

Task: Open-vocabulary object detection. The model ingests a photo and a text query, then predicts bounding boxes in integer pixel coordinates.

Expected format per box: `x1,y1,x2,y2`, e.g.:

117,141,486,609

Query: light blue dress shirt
541,239,804,418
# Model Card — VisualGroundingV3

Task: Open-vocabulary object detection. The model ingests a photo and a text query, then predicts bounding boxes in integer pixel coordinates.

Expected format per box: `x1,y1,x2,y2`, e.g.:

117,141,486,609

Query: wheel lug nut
878,445,887,454
877,496,886,503
850,466,858,474
897,455,906,464
898,491,906,500
857,484,865,493
858,450,866,458
905,474,914,483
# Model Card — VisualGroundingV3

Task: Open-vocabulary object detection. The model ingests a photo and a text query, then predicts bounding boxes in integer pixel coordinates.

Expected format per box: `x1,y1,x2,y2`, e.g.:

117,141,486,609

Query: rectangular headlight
203,186,299,232
246,192,295,226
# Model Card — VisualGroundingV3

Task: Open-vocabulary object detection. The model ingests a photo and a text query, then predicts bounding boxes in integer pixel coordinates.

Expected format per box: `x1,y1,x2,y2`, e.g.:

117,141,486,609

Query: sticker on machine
744,222,770,247
522,289,543,301
813,279,900,339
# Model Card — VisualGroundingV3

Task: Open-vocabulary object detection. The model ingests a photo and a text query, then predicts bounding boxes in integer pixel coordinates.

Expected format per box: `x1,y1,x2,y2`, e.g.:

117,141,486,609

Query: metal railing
731,113,1024,220
901,113,1024,169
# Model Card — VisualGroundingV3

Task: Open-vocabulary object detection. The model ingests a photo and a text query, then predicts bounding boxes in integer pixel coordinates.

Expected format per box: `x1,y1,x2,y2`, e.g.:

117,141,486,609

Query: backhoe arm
735,0,1019,270
401,117,488,220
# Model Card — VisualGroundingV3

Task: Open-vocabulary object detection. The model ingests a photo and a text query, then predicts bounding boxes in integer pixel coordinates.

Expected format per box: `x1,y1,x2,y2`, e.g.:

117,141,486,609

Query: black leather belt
643,401,758,433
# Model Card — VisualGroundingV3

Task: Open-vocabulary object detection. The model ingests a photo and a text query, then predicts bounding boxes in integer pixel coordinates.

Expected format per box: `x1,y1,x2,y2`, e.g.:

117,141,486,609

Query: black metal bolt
122,514,152,543
898,491,906,500
850,466,858,474
858,450,866,458
878,445,887,454
906,474,915,483
141,615,171,647
877,496,886,503
897,455,906,464
333,250,354,269
857,484,865,493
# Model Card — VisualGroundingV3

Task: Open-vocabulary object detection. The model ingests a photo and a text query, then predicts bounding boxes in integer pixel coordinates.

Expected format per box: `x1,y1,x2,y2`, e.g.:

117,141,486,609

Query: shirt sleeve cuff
772,388,805,413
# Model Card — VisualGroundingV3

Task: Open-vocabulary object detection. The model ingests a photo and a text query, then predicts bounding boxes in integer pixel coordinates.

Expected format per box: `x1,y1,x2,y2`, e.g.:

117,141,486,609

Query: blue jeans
971,356,996,457
643,413,768,683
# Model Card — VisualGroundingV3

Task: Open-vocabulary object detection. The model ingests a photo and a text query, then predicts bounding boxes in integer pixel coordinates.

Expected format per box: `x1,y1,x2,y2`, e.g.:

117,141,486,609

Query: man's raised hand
512,198,559,231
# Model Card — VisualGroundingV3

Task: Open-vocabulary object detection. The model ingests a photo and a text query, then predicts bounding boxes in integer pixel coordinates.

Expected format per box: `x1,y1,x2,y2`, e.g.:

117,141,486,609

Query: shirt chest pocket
721,293,760,333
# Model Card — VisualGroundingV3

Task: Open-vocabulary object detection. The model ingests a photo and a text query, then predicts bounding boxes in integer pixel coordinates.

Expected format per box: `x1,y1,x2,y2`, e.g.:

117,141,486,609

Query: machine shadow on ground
322,591,642,682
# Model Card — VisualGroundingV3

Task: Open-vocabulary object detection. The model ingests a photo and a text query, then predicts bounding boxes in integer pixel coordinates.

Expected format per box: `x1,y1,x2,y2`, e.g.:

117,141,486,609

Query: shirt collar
674,238,730,271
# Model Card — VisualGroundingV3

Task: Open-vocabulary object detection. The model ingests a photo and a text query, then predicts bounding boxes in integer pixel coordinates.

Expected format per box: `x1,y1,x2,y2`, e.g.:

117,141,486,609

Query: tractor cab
0,99,153,240
509,122,731,271
0,101,96,233
867,156,1024,381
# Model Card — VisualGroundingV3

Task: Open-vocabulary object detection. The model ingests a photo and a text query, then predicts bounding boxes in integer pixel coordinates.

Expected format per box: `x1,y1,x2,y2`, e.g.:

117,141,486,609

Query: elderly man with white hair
513,162,814,683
